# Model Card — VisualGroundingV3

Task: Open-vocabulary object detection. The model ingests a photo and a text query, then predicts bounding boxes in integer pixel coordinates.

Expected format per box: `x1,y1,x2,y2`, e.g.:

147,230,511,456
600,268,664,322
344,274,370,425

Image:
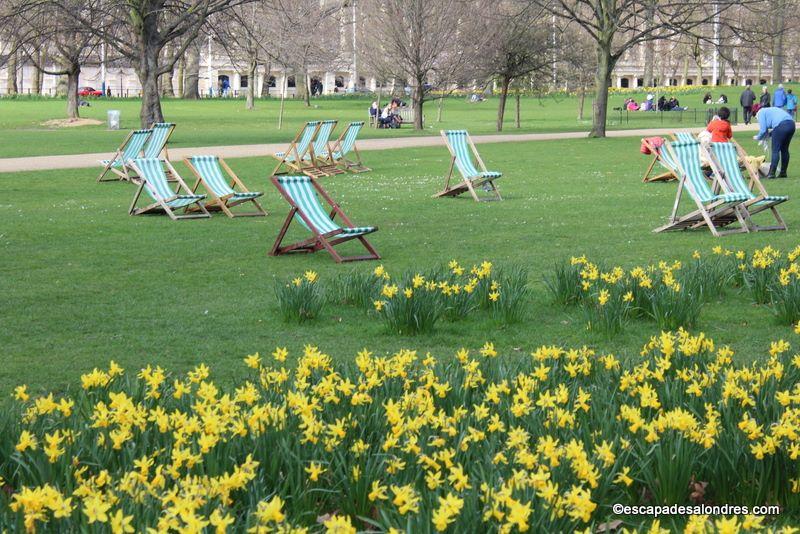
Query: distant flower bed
276,261,530,334
544,245,800,337
2,329,800,531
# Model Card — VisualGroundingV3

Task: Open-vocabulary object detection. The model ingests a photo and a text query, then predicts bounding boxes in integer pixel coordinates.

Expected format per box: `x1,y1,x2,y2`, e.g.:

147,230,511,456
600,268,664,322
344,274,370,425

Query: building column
368,77,377,91
616,76,622,88
322,71,336,95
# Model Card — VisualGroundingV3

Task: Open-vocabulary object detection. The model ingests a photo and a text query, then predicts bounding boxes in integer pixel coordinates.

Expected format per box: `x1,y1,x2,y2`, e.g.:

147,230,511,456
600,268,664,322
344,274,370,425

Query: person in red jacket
706,106,733,143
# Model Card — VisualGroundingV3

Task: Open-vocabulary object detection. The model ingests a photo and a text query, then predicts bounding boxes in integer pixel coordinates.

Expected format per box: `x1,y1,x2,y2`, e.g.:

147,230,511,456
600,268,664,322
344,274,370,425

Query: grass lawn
1,134,798,397
0,84,777,158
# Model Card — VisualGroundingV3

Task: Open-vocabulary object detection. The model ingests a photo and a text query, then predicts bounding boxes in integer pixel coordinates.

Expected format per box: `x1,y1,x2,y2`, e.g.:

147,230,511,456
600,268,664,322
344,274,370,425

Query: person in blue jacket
774,84,787,108
755,106,796,178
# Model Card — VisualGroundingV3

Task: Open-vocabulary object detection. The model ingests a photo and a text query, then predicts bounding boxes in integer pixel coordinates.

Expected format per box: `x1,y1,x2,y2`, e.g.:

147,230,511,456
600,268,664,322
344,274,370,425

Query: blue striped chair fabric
276,176,374,236
710,142,788,204
325,121,364,160
670,141,748,205
143,123,174,158
275,121,320,162
133,158,205,208
102,129,152,167
188,156,262,201
305,120,337,161
444,130,501,181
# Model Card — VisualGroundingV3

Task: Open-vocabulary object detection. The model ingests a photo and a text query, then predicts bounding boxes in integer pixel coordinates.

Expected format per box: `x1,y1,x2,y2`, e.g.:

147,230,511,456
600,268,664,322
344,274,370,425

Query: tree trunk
515,90,521,128
436,96,444,122
137,45,165,127
578,85,586,120
682,55,689,83
297,70,311,107
182,41,200,99
66,67,80,119
643,42,655,87
261,63,271,97
6,48,18,95
246,58,256,110
278,74,286,129
772,31,784,83
496,76,510,132
590,41,615,138
31,48,43,95
176,58,184,97
411,82,424,130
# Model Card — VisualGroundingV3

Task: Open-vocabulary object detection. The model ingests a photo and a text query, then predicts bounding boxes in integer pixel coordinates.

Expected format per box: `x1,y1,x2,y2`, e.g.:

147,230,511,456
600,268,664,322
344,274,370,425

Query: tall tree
363,0,477,130
182,38,201,99
479,1,552,131
63,0,252,126
12,0,98,117
534,0,742,137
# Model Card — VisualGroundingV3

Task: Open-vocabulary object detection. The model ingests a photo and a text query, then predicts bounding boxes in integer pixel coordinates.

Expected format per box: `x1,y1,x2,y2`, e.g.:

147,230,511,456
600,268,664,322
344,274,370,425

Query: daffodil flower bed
276,261,529,335
4,330,800,532
548,245,800,337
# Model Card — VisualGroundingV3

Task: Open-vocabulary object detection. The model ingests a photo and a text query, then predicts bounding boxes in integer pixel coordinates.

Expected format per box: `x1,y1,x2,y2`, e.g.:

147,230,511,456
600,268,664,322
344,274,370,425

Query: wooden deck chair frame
97,128,152,182
326,121,371,173
269,176,380,263
653,141,749,237
271,121,322,177
184,156,267,218
128,159,211,220
708,140,787,232
641,137,678,183
434,130,501,202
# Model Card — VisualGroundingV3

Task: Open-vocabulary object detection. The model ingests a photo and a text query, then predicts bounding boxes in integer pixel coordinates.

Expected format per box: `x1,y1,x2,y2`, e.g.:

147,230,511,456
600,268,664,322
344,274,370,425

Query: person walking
774,84,787,108
740,84,756,124
760,86,771,108
787,89,798,118
755,106,796,178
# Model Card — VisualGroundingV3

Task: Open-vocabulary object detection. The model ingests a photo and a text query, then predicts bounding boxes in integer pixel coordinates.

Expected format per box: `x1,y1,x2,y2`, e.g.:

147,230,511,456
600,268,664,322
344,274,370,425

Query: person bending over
755,106,796,178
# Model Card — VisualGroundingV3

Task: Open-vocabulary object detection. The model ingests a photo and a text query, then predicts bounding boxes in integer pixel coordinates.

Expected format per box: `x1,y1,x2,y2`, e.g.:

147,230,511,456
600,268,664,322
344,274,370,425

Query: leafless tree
530,0,747,137
479,1,553,131
8,0,99,117
363,0,479,130
60,0,254,126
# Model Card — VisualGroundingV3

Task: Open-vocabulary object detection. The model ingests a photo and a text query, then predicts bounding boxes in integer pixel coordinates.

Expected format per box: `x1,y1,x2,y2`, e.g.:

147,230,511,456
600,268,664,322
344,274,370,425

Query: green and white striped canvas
276,176,374,236
143,123,174,158
675,132,696,144
102,129,152,167
305,120,337,161
133,158,205,209
189,156,262,200
444,130,502,181
670,141,748,205
275,121,320,162
710,142,787,203
331,121,364,159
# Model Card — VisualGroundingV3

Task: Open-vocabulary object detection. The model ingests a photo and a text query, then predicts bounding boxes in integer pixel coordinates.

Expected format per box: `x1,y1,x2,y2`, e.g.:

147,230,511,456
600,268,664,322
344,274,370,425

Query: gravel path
0,123,761,173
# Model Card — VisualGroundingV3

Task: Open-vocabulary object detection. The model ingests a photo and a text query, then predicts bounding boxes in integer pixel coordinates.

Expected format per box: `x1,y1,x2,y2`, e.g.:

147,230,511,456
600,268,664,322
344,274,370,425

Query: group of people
624,94,686,112
739,84,797,125
736,84,798,179
369,98,405,129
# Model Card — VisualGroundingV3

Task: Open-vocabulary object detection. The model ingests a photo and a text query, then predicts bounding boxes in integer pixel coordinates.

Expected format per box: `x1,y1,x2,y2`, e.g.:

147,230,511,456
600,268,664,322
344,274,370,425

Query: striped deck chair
434,130,501,202
654,140,749,237
184,156,266,218
303,120,344,177
641,137,678,183
709,140,787,231
97,128,152,182
270,175,379,263
271,121,322,176
324,121,370,173
143,122,175,159
128,158,210,220
673,132,698,143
